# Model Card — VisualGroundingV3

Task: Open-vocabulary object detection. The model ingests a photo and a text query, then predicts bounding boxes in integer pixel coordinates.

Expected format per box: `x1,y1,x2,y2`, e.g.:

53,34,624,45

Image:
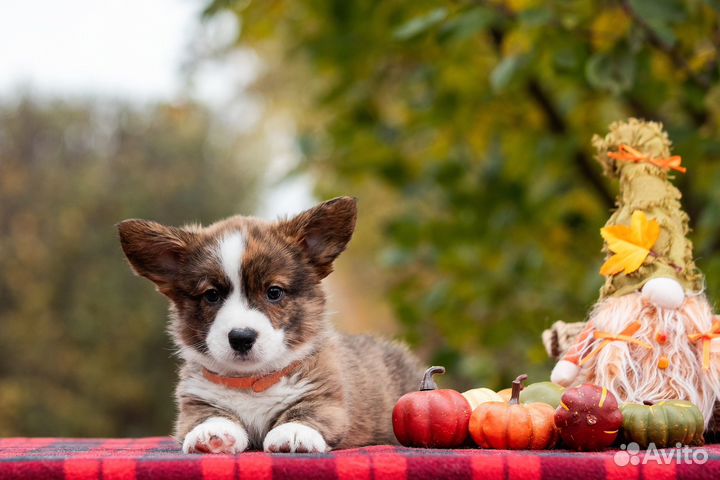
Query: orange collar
202,361,302,393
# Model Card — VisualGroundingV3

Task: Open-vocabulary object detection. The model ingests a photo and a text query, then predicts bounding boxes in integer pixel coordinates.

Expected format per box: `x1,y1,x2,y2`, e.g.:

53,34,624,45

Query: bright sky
0,0,315,217
0,0,348,316
0,0,201,101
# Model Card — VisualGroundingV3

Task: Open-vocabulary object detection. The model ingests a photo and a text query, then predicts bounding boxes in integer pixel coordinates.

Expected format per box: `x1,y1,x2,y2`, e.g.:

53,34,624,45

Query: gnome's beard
579,292,720,425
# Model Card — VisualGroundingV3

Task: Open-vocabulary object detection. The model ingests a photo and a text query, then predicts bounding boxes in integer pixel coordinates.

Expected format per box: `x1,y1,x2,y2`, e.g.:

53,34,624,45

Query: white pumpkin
462,387,503,410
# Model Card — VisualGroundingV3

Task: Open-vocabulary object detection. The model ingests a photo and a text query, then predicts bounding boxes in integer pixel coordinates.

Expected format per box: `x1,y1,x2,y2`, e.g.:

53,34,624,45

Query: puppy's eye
266,286,284,302
203,289,222,304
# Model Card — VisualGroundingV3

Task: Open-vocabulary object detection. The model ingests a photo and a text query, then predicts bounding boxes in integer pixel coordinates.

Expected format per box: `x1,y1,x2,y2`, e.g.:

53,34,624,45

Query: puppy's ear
282,196,357,279
117,219,194,294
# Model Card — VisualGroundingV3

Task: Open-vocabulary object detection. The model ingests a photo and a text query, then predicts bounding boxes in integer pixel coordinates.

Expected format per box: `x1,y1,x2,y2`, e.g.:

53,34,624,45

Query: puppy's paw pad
183,417,248,454
263,422,328,453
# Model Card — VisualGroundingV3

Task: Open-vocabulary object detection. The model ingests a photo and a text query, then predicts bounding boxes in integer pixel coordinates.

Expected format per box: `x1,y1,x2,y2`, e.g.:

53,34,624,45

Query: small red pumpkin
554,384,623,451
392,366,471,448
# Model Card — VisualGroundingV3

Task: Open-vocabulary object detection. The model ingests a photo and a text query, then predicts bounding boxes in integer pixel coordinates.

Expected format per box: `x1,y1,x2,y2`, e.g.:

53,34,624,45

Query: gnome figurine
547,118,720,425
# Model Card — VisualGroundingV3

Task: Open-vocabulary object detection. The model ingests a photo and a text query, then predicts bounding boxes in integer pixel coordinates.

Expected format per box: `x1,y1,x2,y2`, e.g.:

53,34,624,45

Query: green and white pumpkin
519,381,564,408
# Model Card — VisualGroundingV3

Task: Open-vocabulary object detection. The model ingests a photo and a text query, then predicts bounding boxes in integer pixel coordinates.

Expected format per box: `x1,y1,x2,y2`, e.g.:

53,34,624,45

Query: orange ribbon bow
608,144,687,173
580,322,653,366
688,320,720,370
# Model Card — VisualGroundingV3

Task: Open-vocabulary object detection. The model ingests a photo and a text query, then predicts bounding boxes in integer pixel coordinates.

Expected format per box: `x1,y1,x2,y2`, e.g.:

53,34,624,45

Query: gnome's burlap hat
592,118,704,298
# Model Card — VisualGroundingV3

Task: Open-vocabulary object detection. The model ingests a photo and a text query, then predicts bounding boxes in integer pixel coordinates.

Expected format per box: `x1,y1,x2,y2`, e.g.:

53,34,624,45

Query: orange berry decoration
658,356,670,369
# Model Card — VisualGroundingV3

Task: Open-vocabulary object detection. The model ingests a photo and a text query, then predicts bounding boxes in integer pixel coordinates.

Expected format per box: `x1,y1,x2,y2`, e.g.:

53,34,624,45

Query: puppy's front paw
183,417,248,454
263,422,328,453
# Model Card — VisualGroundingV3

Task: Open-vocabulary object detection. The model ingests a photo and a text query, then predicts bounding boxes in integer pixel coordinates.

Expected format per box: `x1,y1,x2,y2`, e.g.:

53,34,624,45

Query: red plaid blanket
0,437,718,479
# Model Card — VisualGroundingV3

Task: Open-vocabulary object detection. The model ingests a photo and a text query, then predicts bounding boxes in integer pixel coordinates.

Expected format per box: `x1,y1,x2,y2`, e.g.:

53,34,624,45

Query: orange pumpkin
470,374,558,449
497,388,512,402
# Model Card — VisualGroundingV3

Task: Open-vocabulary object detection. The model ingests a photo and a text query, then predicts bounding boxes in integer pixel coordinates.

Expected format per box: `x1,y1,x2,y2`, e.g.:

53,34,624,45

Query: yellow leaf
599,246,651,276
591,8,630,52
502,29,534,56
599,211,660,277
630,209,660,250
505,0,541,13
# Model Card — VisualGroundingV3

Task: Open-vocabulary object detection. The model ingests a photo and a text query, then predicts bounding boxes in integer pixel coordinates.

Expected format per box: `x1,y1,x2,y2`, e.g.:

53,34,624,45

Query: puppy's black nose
228,328,258,354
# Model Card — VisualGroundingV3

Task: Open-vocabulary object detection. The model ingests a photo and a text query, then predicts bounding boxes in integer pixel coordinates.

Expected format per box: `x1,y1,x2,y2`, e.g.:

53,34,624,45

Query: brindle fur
118,197,423,450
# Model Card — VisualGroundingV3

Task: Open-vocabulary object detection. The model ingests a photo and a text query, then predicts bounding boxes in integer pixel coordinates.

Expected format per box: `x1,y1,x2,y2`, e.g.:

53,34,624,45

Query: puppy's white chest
180,373,312,446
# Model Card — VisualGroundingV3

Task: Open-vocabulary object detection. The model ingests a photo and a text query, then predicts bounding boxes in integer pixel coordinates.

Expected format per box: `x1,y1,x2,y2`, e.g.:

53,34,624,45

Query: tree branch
526,80,615,209
621,0,711,90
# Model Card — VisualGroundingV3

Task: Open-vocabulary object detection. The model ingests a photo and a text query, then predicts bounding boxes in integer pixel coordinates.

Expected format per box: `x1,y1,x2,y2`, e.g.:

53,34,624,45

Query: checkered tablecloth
0,437,718,479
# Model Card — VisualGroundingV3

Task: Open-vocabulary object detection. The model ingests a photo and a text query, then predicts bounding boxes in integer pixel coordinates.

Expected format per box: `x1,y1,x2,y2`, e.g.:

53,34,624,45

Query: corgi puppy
117,197,422,453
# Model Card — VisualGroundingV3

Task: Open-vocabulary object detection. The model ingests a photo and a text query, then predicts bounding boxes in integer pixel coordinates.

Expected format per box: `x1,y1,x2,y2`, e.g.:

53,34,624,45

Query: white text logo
613,442,708,466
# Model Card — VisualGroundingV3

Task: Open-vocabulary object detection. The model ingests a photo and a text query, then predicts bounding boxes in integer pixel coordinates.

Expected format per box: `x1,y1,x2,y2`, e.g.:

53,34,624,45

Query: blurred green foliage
207,0,720,389
0,99,260,435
